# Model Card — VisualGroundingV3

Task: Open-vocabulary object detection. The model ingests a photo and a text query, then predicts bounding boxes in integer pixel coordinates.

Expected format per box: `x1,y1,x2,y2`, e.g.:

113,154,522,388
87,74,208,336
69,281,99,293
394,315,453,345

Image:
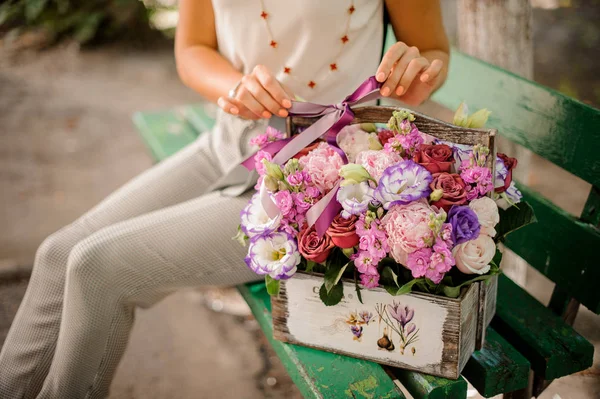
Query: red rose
293,141,322,159
495,153,518,193
298,225,335,264
377,129,395,146
413,144,454,173
327,214,359,248
430,173,468,212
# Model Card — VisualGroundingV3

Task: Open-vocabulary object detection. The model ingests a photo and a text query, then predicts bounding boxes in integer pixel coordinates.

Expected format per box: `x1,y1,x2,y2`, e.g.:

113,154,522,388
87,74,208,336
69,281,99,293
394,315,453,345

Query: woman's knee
65,235,119,289
34,223,87,275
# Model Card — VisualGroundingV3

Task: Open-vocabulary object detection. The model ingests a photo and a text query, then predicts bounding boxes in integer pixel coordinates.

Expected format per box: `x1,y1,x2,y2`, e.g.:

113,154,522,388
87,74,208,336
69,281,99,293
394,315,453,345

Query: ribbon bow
241,76,383,236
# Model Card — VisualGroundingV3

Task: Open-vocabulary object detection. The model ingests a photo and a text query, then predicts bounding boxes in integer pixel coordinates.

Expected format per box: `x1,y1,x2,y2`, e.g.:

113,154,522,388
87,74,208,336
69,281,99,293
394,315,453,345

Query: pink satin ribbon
243,76,383,236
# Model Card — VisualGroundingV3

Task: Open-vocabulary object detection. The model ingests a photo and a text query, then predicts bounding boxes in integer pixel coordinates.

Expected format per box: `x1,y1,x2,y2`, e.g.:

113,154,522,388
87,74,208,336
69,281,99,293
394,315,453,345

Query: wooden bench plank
389,369,467,399
461,327,530,397
238,283,405,399
432,50,600,187
493,275,594,380
504,184,600,313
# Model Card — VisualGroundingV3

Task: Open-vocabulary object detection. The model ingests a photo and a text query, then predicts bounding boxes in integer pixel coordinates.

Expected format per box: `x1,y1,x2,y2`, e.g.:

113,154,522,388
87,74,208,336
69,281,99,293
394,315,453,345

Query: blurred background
1,0,599,398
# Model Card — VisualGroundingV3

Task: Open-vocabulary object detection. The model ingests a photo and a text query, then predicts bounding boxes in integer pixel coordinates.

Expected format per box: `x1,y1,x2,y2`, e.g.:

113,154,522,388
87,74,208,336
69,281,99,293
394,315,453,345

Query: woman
0,0,449,397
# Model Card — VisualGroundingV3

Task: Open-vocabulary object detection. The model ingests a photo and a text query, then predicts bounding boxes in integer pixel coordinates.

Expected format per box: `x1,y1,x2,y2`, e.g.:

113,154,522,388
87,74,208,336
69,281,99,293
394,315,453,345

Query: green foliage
0,0,155,44
496,201,537,242
265,275,280,297
319,281,344,306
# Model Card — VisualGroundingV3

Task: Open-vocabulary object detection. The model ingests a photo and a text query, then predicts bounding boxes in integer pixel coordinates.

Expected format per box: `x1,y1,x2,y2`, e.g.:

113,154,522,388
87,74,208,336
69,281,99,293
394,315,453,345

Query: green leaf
319,282,344,306
496,201,537,242
305,260,316,274
385,278,425,296
441,272,498,298
25,0,49,22
354,272,364,304
265,275,280,297
381,266,400,287
324,262,348,293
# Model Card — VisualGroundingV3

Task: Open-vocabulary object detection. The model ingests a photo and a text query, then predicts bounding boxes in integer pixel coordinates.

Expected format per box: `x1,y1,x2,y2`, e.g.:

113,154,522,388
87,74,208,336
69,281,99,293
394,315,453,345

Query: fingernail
282,99,292,108
381,87,391,96
421,74,429,82
262,111,272,118
396,86,405,96
231,107,239,115
278,109,288,117
376,72,386,82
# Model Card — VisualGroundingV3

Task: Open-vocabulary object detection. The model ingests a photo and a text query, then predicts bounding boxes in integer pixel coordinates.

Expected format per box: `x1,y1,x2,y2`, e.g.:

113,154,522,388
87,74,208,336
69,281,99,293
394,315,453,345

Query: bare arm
175,0,292,120
378,0,450,106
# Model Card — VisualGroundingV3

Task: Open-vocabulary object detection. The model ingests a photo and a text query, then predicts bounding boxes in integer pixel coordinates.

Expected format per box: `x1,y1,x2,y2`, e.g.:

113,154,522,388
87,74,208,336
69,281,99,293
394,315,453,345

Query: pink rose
298,225,335,264
429,173,468,212
453,234,495,275
381,201,436,265
299,142,344,192
355,150,401,182
327,214,360,249
413,144,454,173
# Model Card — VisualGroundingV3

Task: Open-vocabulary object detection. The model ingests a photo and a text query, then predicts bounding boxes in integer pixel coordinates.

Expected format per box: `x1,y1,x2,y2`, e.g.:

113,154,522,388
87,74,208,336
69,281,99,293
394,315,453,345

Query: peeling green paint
317,366,324,372
345,375,379,399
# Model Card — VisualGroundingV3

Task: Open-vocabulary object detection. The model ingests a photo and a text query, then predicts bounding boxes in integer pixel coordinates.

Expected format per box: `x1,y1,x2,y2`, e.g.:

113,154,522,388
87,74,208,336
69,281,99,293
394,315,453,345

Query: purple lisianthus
244,231,300,280
336,182,374,218
240,194,282,238
374,160,432,210
447,205,481,245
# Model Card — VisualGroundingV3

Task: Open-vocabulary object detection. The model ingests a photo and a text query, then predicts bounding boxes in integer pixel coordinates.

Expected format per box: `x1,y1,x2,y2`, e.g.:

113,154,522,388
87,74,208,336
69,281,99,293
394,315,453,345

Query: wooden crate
272,272,497,379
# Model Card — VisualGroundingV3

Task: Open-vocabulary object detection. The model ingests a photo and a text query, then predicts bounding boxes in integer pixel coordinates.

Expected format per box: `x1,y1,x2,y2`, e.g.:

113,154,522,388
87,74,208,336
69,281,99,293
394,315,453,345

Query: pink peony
355,150,402,181
382,201,436,265
336,124,376,162
299,142,344,192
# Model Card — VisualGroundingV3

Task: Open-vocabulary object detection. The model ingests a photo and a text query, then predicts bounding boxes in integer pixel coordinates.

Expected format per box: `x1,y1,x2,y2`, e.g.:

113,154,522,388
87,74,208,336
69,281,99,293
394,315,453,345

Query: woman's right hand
217,65,293,120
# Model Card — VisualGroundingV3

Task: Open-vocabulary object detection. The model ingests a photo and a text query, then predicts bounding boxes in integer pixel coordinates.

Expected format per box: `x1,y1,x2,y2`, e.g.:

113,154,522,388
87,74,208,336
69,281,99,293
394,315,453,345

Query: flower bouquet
235,93,535,377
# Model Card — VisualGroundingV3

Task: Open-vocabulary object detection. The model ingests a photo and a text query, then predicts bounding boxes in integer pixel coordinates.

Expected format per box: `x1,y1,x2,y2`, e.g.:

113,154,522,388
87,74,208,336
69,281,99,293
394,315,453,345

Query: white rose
452,234,496,275
469,197,500,237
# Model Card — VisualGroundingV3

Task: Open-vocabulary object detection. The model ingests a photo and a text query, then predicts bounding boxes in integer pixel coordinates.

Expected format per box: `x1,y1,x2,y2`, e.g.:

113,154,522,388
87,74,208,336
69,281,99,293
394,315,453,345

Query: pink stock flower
254,150,272,176
355,251,378,275
406,248,433,278
299,142,344,192
274,190,294,216
355,150,401,181
360,272,380,289
286,171,305,186
293,192,313,213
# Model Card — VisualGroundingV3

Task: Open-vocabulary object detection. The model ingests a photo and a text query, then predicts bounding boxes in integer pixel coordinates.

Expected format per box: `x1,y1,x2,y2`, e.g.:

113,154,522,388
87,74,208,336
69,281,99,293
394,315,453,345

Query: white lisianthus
245,232,300,280
240,194,282,238
336,182,374,219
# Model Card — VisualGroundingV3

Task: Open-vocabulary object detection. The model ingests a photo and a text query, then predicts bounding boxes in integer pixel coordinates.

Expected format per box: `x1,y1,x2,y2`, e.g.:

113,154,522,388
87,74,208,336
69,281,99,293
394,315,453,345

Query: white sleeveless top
212,0,384,104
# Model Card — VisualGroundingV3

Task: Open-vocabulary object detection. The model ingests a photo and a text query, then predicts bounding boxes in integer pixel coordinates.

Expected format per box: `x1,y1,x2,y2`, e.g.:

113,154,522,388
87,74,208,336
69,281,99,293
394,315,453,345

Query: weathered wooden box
272,272,497,379
272,106,499,379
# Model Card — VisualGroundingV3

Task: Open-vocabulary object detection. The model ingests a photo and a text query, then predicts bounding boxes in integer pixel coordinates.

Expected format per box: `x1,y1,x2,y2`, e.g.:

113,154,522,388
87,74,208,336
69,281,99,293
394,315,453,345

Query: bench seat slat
505,183,600,313
461,327,530,397
493,275,594,380
238,283,406,399
432,50,600,187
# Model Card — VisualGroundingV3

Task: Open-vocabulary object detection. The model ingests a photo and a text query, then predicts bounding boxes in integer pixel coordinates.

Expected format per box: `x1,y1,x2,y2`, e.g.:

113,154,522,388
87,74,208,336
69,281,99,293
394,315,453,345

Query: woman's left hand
376,42,445,106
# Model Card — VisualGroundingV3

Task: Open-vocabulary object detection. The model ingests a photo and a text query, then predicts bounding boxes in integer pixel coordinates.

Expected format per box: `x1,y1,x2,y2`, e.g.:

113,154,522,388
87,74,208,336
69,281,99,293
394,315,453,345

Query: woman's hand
376,42,445,106
217,65,293,120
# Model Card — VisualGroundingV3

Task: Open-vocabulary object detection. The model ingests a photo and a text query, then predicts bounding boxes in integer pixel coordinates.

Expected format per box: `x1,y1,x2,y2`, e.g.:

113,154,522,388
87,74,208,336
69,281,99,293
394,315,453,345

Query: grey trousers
0,114,263,398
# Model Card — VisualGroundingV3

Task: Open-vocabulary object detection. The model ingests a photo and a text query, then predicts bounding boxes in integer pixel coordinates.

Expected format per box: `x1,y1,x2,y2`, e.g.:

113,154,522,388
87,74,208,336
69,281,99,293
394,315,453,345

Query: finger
398,57,430,95
242,75,282,117
420,59,443,84
236,85,270,118
376,42,409,83
381,46,420,96
218,97,258,120
254,65,292,112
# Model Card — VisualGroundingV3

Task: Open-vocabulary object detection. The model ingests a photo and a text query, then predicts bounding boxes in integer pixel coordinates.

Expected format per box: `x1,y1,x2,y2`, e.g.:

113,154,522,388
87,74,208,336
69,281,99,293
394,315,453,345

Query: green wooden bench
133,51,597,398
